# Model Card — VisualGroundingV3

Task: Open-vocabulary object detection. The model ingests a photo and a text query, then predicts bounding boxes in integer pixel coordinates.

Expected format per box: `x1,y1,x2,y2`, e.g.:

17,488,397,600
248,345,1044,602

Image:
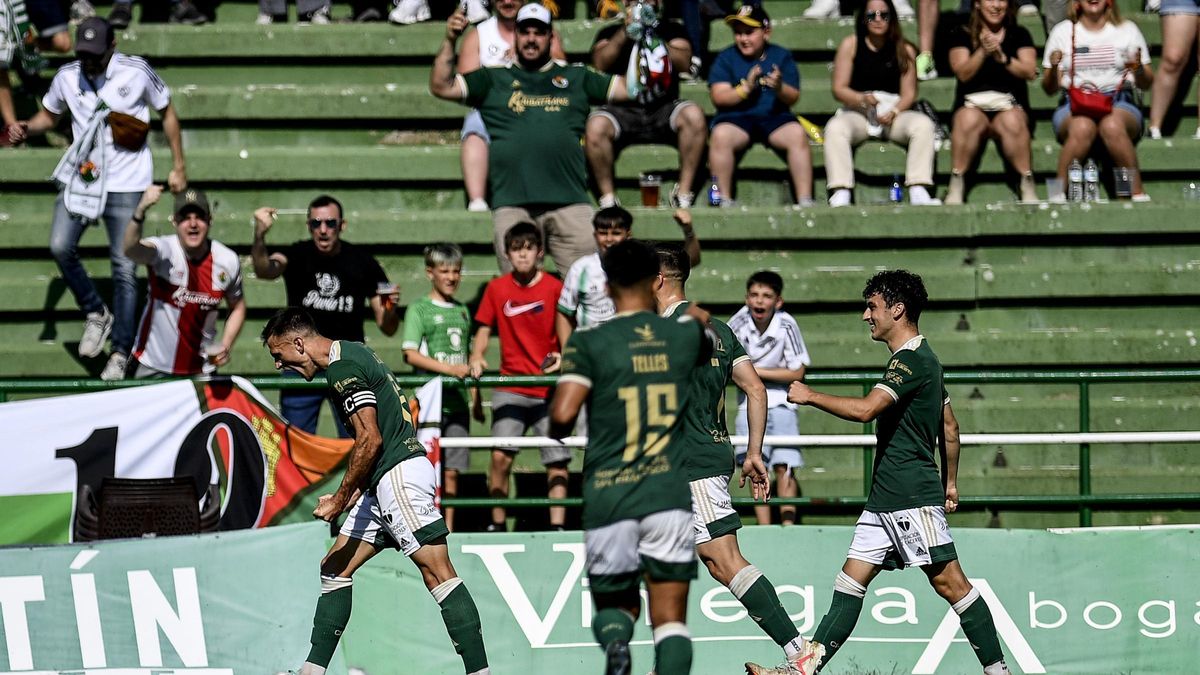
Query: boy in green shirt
402,243,480,532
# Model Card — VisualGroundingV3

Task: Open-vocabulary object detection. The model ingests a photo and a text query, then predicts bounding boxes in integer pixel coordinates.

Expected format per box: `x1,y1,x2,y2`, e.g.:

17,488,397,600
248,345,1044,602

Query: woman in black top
824,0,941,206
945,0,1039,203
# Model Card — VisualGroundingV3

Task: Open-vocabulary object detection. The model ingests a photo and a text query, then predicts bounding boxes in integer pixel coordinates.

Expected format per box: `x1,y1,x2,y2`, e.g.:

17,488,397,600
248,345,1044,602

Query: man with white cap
8,16,187,380
431,3,631,275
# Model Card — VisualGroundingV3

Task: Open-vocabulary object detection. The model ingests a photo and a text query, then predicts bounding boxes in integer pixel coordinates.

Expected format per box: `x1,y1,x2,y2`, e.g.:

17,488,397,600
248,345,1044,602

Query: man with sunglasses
8,17,187,382
252,195,399,437
431,2,631,275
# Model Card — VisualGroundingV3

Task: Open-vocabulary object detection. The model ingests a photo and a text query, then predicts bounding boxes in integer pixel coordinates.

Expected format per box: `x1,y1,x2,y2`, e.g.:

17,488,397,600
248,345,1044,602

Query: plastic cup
1045,178,1065,202
639,174,661,207
1113,168,1134,199
376,282,398,311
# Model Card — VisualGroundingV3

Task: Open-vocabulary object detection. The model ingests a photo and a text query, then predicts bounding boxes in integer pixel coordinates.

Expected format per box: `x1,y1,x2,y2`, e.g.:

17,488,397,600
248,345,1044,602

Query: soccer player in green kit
549,239,712,675
262,308,490,675
651,243,821,675
745,270,1010,675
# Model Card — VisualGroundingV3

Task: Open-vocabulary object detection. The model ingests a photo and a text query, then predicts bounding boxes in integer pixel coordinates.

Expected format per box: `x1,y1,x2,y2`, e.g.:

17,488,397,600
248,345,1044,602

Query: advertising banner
0,377,352,545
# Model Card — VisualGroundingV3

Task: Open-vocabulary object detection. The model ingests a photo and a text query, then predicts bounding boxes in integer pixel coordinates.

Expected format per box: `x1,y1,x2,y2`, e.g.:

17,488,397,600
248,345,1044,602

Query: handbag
1066,22,1120,120
107,110,150,151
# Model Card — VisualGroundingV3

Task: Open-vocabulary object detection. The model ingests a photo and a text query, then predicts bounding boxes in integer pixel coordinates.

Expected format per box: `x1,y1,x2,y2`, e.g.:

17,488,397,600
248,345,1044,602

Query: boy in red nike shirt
470,222,568,531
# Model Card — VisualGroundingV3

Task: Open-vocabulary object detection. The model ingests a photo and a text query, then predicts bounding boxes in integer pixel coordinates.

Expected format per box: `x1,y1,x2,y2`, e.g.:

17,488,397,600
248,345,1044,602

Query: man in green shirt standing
430,3,630,274
550,239,711,675
262,308,490,675
652,243,817,674
746,270,1010,675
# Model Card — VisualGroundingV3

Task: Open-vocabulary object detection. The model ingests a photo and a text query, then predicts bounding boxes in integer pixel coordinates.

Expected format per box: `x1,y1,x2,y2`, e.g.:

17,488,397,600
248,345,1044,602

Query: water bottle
889,174,903,203
1067,159,1084,202
708,176,721,207
1083,159,1100,202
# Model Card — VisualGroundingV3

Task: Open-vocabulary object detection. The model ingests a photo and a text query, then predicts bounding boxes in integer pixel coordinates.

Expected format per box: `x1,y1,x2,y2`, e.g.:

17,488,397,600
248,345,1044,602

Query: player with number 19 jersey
559,311,711,529
325,340,427,489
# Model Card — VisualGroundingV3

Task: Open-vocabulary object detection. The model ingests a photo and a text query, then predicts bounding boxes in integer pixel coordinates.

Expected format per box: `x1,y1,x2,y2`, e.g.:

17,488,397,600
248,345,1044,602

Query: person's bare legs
586,114,619,200
1148,15,1199,132
489,449,514,527
546,460,569,528
674,103,709,195
950,106,989,174
992,108,1033,175
461,133,489,206
1056,115,1098,183
918,0,939,56
708,122,752,202
443,467,459,532
774,465,798,525
767,122,814,202
1097,108,1145,193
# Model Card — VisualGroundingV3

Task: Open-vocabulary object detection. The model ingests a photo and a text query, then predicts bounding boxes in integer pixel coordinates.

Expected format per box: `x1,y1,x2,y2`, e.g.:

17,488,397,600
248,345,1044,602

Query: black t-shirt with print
281,240,389,342
593,20,688,108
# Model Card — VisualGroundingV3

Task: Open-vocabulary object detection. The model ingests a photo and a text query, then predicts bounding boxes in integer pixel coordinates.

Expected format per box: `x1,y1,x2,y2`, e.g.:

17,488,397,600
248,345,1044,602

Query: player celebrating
261,309,489,675
652,244,818,675
550,239,711,675
746,270,1009,675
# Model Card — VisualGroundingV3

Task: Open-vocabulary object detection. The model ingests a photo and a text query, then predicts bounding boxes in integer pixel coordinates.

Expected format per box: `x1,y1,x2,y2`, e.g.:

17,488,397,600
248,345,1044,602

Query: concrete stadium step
5,141,1199,188
6,305,1198,376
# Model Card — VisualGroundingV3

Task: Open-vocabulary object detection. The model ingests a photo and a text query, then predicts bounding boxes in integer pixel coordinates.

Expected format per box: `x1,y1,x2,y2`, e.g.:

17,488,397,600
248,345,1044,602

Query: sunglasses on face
864,10,891,21
308,218,341,230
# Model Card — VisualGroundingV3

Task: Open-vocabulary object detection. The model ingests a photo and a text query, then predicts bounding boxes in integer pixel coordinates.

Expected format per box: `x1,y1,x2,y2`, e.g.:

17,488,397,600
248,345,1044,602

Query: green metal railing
3,367,1199,526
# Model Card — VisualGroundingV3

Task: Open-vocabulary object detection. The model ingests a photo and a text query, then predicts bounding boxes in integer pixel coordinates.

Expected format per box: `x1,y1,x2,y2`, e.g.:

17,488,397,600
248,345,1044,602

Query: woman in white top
1042,0,1154,198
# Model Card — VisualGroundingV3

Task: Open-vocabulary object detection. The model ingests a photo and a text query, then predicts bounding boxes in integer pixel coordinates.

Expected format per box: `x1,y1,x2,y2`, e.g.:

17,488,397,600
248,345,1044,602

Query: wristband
131,213,145,225
735,81,749,100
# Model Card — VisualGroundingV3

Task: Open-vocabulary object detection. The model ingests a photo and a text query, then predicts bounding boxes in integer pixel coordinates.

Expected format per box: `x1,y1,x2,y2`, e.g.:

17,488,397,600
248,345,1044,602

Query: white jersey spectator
557,252,616,329
728,304,811,410
124,187,247,378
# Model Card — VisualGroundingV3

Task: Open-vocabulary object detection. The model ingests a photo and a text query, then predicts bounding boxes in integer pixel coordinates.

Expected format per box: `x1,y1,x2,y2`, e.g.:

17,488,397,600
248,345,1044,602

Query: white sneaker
256,12,274,24
892,0,916,18
389,0,431,24
802,0,841,18
1147,126,1162,140
300,6,331,23
1145,0,1160,10
745,640,826,675
79,308,114,358
598,193,620,208
1016,3,1039,16
467,198,490,212
910,185,942,205
828,188,852,207
669,184,694,208
100,352,128,381
463,0,491,23
70,0,96,21
1192,127,1200,140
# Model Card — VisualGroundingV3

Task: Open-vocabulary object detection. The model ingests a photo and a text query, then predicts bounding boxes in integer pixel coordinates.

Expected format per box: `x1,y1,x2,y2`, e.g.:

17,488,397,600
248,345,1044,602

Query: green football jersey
664,300,751,481
461,63,616,209
866,335,949,512
326,341,427,489
560,310,709,529
401,296,471,414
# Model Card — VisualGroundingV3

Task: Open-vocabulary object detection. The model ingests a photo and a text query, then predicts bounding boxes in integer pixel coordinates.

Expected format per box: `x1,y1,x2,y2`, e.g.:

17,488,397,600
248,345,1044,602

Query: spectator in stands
8,17,188,380
556,205,701,346
456,0,566,212
257,0,329,23
823,0,942,207
108,0,208,27
431,3,630,274
945,0,1039,204
728,271,811,526
586,0,707,208
402,243,480,532
1,0,19,139
24,0,76,55
122,186,246,378
1042,0,1153,199
708,6,814,207
468,222,568,532
1147,0,1199,139
251,195,400,437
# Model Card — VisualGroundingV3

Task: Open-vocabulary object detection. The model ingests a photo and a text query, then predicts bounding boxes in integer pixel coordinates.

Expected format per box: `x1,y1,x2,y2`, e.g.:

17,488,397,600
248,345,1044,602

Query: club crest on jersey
118,85,130,97
551,75,568,88
634,324,655,341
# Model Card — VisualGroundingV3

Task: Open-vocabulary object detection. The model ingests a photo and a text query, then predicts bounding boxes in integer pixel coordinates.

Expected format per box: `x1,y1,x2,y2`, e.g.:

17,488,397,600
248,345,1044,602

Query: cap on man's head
75,17,114,57
516,3,552,28
724,4,770,29
174,188,211,220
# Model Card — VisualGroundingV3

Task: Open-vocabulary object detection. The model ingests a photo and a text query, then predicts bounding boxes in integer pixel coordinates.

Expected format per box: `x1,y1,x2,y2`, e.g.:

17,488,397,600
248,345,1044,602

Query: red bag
1066,22,1120,120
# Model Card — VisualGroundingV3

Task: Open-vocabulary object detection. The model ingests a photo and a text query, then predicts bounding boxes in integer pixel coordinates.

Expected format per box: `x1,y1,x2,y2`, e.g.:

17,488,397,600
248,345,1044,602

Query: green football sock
591,607,635,650
954,588,1005,667
728,566,801,648
306,577,353,668
811,584,866,670
652,622,692,675
435,579,489,673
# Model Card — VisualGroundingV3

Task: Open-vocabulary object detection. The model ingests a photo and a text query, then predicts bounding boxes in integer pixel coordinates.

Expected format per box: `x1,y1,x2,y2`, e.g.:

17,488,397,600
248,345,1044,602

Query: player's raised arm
787,382,895,423
940,401,961,512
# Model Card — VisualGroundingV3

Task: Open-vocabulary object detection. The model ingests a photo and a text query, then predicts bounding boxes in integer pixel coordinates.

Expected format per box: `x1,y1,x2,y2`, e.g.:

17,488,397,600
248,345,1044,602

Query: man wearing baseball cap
8,16,188,381
121,185,246,379
707,5,814,208
431,2,633,275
